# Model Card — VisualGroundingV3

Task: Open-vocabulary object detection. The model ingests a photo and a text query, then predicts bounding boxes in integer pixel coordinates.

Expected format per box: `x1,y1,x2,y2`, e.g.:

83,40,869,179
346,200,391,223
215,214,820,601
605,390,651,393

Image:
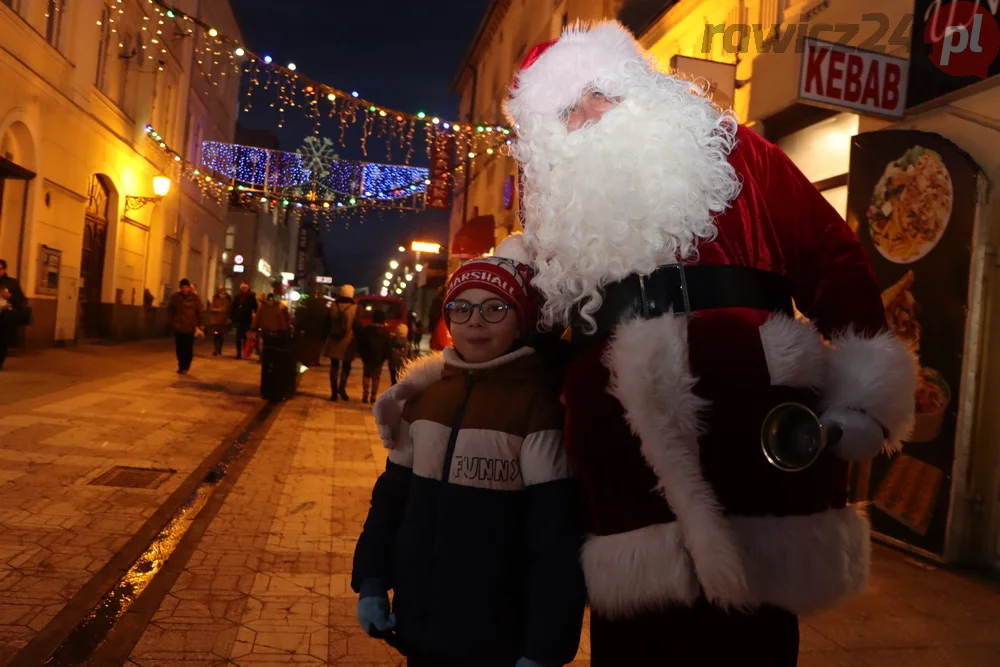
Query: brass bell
760,403,843,472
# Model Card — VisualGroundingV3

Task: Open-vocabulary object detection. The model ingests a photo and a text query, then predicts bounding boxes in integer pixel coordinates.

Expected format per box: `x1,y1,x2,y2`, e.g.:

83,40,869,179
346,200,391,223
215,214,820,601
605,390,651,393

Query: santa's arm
371,352,445,447
747,127,917,455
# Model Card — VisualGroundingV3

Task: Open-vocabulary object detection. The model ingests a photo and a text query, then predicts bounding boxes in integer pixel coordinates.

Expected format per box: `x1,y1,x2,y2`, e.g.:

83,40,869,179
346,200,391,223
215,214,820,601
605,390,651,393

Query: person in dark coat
230,281,257,359
0,259,26,370
357,309,392,404
167,278,204,374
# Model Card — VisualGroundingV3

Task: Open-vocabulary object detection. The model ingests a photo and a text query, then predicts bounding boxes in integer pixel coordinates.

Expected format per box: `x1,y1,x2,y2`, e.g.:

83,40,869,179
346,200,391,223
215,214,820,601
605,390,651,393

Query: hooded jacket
352,347,586,665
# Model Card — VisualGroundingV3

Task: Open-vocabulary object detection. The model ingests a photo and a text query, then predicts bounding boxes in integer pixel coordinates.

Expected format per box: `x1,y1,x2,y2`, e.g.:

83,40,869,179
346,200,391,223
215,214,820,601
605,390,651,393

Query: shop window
45,0,66,50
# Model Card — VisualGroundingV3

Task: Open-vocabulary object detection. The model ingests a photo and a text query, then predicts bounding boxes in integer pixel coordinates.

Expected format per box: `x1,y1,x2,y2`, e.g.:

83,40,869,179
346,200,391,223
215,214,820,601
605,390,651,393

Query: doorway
79,175,110,338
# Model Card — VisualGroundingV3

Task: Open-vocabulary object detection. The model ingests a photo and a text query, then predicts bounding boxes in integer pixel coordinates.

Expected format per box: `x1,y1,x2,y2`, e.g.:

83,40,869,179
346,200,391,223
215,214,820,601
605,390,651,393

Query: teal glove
515,659,550,667
357,578,395,637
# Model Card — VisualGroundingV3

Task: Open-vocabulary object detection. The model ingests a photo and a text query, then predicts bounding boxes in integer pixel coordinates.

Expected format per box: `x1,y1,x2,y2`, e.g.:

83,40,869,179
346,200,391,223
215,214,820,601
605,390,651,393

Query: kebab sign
798,36,909,118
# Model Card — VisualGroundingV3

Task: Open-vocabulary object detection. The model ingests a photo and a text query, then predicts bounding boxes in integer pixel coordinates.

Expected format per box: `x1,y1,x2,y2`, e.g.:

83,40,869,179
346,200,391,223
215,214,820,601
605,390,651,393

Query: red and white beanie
504,21,652,132
443,234,539,338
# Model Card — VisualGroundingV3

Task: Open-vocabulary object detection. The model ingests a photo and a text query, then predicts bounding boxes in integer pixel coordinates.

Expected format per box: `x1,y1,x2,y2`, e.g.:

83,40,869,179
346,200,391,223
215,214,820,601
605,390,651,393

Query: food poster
846,130,981,555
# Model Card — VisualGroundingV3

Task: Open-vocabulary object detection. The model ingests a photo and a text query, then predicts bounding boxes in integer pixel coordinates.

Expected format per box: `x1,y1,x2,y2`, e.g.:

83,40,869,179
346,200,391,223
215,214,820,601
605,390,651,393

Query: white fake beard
514,80,741,332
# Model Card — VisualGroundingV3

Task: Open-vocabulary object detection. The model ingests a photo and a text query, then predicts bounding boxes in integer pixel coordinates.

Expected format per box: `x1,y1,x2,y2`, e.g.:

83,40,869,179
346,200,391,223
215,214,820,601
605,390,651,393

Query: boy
357,309,392,404
352,254,586,667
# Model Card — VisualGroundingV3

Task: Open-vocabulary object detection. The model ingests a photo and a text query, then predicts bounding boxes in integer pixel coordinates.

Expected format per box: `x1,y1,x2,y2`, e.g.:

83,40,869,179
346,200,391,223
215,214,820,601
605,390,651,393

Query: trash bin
260,330,297,402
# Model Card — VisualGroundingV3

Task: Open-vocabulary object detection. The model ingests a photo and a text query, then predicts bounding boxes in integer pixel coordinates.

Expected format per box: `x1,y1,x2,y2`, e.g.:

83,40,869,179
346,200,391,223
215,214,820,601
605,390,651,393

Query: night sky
231,0,490,289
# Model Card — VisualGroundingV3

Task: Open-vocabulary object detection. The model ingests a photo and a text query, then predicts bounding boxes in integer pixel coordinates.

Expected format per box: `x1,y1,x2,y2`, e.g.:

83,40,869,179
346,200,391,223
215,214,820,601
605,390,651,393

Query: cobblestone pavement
0,339,263,662
1,341,1000,666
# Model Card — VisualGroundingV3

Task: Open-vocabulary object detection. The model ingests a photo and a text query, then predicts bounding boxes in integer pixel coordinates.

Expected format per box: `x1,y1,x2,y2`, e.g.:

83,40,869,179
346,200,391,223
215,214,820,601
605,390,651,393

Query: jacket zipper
440,372,475,484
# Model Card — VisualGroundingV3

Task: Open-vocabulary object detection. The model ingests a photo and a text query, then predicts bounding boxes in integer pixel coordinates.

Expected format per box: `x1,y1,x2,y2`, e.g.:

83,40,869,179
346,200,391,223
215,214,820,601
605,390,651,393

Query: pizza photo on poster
846,129,981,555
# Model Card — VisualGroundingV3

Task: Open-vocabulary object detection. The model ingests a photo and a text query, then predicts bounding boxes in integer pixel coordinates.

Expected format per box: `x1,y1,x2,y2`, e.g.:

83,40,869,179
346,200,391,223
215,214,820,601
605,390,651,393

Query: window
45,0,66,49
96,5,112,89
225,226,235,250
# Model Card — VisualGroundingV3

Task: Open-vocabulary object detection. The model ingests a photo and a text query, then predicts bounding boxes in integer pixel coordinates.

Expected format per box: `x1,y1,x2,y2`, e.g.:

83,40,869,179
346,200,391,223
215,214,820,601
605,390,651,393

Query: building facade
0,0,242,345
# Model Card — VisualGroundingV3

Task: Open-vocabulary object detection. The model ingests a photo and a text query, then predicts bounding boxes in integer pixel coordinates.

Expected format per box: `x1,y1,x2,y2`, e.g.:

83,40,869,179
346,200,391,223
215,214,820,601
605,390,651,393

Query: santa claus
377,20,917,666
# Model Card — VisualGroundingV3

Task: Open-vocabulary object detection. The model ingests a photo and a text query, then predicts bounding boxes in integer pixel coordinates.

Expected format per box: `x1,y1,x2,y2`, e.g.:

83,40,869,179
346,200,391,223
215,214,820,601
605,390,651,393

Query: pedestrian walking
324,284,360,401
388,323,411,386
208,285,232,356
357,309,391,404
230,281,257,358
0,259,26,371
168,278,204,374
353,254,585,667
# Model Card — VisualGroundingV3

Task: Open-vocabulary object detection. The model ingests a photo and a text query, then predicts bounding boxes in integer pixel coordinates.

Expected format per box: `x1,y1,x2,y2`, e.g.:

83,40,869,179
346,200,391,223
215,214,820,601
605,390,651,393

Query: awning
451,214,495,257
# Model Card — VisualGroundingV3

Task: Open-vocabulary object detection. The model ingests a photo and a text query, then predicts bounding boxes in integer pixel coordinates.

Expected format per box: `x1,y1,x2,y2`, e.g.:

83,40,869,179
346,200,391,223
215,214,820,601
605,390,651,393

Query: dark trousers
236,325,250,357
329,358,352,396
0,324,11,369
213,333,225,355
590,599,799,666
175,332,195,371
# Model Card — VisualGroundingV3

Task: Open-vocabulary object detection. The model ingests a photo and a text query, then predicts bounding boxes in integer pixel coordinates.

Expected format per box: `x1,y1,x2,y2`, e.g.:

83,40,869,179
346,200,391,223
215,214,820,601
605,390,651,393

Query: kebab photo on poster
868,146,953,264
881,271,950,444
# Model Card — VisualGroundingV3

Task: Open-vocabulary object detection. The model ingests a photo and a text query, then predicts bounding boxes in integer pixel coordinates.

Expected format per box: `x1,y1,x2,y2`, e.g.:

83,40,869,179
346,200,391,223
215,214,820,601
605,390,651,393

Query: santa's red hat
504,21,650,130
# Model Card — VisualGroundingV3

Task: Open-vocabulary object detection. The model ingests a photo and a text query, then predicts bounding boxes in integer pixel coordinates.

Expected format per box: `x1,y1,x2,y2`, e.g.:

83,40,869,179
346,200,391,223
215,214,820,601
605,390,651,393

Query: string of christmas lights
143,124,428,226
143,0,513,165
200,141,429,201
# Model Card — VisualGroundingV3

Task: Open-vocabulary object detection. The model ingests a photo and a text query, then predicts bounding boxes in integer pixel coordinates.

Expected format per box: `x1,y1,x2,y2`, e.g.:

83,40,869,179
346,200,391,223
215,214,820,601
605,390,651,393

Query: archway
0,120,37,278
79,174,115,338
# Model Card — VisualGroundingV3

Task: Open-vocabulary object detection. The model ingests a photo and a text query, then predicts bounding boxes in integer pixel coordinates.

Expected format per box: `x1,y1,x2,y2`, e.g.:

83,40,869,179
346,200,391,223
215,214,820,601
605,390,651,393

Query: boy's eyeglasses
445,299,512,324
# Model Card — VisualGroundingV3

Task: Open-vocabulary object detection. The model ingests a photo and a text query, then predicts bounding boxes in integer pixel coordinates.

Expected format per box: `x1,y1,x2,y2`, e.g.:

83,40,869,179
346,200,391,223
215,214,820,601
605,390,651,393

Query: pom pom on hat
494,232,531,265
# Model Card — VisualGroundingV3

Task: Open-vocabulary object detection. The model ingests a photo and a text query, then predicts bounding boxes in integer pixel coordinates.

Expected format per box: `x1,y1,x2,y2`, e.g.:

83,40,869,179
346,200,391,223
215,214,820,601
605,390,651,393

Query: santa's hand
372,382,414,446
372,354,446,447
821,407,886,461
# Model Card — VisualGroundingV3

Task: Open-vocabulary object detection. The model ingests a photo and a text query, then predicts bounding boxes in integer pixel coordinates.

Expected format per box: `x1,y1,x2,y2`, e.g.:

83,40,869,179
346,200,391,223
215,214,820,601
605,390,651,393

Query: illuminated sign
411,241,442,253
258,259,271,277
315,276,333,284
233,265,245,273
234,254,244,265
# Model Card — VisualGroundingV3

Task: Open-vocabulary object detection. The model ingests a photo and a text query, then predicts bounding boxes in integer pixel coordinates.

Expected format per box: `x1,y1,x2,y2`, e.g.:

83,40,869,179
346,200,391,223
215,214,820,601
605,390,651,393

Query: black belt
571,264,794,341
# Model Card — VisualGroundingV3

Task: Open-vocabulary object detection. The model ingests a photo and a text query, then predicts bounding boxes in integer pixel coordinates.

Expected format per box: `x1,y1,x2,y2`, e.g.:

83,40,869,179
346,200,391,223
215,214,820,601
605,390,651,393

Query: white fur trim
822,407,887,461
581,505,871,619
507,21,649,127
441,345,534,370
822,330,919,453
758,315,825,389
494,233,532,266
604,315,750,608
372,353,446,448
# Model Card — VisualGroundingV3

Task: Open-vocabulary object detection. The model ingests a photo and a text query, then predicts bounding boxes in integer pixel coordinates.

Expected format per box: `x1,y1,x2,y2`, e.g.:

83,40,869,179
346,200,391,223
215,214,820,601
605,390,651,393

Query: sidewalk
1,343,999,665
0,338,266,662
121,368,999,667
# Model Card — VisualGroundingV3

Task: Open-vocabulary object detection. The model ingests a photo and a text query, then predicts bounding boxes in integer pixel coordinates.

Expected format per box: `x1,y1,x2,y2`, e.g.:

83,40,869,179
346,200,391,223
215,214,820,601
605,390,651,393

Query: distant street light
390,260,399,269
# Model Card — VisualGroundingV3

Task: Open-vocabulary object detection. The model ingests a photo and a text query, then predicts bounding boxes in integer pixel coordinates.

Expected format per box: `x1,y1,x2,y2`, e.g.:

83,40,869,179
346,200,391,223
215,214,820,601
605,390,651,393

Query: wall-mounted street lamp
125,176,172,212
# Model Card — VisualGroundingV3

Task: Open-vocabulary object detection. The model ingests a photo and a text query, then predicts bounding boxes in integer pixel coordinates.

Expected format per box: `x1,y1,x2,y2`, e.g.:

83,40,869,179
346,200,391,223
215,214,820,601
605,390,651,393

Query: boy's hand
515,659,550,667
357,595,396,636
